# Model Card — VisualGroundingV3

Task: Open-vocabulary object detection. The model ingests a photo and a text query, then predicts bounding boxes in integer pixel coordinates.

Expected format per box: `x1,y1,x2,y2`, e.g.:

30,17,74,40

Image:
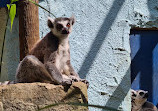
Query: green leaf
7,4,16,31
7,4,10,10
37,102,120,111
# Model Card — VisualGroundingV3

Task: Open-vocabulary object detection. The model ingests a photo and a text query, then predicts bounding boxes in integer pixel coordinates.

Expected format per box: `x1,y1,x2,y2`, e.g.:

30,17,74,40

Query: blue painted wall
130,30,158,106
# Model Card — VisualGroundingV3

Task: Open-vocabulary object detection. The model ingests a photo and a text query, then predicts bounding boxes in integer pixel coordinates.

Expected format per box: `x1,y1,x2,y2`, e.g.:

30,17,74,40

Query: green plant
7,0,18,30
37,102,120,111
7,0,56,30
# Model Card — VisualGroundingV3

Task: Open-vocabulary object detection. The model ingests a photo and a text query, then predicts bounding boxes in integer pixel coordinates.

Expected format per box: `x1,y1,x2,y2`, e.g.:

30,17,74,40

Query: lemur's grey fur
131,89,158,111
15,16,88,86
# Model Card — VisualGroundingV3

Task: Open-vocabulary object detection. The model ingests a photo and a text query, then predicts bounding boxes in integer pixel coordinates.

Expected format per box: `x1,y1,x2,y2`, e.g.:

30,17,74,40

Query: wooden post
19,0,39,61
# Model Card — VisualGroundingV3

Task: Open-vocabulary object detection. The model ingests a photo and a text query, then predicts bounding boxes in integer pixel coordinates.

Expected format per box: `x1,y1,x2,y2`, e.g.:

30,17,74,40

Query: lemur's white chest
55,38,70,75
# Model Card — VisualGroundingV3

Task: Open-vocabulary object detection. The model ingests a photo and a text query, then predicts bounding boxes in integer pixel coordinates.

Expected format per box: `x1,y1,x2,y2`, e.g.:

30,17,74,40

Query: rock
0,82,88,111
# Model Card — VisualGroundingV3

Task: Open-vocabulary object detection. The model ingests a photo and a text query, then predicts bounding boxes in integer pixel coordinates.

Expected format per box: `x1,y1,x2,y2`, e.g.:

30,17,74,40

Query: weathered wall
0,8,8,81
38,0,158,110
0,8,19,81
1,0,158,110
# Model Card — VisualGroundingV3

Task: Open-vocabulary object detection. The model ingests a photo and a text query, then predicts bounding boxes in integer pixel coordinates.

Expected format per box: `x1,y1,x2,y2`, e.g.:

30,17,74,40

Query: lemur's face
48,16,75,38
131,89,148,106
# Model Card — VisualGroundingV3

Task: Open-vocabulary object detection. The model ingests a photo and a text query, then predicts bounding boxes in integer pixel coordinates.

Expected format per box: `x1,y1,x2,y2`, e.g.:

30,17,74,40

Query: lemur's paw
62,79,72,86
0,81,10,85
69,76,80,82
80,79,89,88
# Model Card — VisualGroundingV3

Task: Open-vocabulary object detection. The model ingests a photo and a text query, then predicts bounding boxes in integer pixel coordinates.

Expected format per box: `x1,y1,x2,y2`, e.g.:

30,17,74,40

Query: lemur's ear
131,89,136,94
70,15,75,25
131,89,136,96
131,89,135,93
47,17,54,28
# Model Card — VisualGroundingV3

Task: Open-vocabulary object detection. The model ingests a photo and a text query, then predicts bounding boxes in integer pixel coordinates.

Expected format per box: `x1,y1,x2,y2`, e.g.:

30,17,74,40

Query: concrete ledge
0,82,88,111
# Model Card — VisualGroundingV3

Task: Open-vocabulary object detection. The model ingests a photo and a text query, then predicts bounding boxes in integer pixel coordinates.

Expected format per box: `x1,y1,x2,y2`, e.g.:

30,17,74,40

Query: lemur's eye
56,24,63,30
66,23,70,27
139,92,144,96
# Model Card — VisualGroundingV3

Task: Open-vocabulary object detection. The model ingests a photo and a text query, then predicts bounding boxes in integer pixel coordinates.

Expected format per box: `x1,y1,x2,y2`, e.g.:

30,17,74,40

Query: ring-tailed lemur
131,89,158,111
15,16,88,87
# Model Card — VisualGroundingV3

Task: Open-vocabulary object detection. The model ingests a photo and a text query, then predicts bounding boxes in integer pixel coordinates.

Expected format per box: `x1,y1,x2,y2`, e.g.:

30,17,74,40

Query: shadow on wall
78,0,126,79
104,68,130,110
147,0,158,20
75,0,130,110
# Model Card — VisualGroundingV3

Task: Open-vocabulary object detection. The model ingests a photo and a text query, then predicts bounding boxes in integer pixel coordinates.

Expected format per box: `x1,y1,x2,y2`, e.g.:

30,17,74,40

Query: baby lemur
16,16,88,86
131,89,158,111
